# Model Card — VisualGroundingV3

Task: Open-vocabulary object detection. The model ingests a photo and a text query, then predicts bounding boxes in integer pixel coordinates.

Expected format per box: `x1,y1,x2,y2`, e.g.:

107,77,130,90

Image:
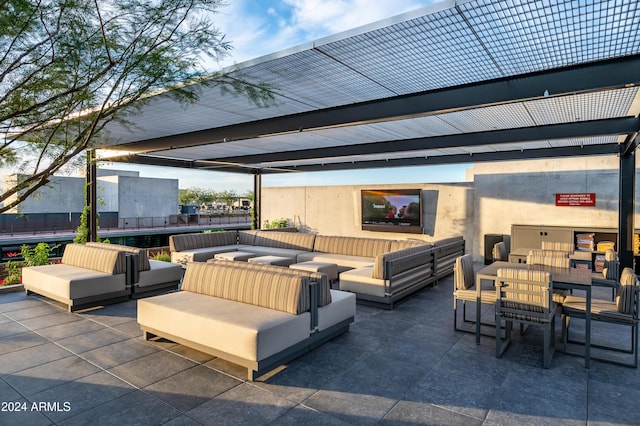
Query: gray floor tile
80,337,159,370
17,311,82,331
303,390,398,425
56,327,131,354
28,371,136,423
186,382,296,426
107,350,197,388
270,405,352,425
0,397,52,426
0,320,31,339
0,342,71,375
3,355,100,396
58,389,181,426
110,319,144,338
380,401,483,426
0,331,48,355
587,379,640,425
0,297,45,314
144,364,241,412
36,318,104,341
2,303,64,321
166,344,214,363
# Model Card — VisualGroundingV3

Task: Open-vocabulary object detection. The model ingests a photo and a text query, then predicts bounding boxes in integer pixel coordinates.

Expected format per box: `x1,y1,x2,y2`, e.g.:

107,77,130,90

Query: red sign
555,193,596,207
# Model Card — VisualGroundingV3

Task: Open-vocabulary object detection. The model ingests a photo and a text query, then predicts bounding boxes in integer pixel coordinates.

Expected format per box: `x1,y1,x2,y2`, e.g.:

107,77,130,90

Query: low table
290,261,338,284
248,255,294,266
214,251,258,262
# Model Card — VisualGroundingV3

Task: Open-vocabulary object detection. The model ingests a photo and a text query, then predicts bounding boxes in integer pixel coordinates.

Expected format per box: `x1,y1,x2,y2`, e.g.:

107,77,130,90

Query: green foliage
0,0,275,213
263,218,289,229
150,251,171,262
2,243,57,285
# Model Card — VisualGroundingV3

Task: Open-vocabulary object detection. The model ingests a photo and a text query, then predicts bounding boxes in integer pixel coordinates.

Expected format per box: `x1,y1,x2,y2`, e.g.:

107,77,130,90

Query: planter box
0,283,24,294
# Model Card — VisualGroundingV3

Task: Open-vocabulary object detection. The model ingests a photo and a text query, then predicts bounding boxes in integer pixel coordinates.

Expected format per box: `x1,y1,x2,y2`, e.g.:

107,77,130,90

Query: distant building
2,170,178,223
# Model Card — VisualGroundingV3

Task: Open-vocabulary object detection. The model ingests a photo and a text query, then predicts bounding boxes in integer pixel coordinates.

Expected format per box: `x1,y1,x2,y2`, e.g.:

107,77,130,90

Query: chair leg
543,316,556,368
496,318,512,359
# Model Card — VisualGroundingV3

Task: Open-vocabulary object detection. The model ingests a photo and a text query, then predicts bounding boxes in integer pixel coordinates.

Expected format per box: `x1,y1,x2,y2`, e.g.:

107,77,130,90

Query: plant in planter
1,243,58,286
151,251,171,262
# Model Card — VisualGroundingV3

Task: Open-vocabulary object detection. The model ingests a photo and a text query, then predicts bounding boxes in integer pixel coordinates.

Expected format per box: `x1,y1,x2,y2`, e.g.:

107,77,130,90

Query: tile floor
1,268,639,425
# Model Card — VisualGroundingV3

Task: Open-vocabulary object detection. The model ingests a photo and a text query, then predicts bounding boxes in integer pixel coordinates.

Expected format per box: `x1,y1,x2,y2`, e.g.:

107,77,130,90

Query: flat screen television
361,189,423,234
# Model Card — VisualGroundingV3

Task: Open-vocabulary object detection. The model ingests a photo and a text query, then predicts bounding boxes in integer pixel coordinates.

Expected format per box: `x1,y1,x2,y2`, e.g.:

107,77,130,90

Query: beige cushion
296,252,374,271
242,245,311,260
169,231,238,252
372,245,432,280
137,260,184,288
86,242,150,271
454,254,475,290
528,249,569,258
617,267,637,314
171,245,250,265
339,266,386,298
253,231,316,251
182,262,309,315
23,263,127,301
389,240,431,251
564,295,635,322
526,254,570,268
541,241,573,252
138,292,310,362
312,235,391,258
208,259,332,306
61,244,125,275
317,290,355,331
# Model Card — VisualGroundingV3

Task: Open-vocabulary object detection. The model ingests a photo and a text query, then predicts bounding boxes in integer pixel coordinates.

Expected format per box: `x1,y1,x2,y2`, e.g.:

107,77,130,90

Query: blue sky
6,0,471,193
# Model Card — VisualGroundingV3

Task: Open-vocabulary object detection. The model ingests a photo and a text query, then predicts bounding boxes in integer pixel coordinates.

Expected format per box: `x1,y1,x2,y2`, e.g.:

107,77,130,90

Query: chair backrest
492,242,507,262
541,241,573,252
528,249,569,258
496,268,553,321
454,254,475,290
602,249,620,281
616,267,639,316
526,254,570,269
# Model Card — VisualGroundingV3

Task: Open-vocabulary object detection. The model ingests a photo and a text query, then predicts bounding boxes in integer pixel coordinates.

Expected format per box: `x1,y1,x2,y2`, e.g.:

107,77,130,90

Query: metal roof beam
214,117,639,164
112,55,640,153
256,144,621,174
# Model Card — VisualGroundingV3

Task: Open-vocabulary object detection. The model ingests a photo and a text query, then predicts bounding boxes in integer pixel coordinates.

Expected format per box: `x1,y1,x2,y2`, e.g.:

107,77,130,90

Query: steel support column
253,172,262,230
618,146,636,271
86,150,98,242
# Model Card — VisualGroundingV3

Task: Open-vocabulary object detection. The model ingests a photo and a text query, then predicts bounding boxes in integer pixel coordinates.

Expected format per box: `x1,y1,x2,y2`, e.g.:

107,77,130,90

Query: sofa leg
143,331,155,341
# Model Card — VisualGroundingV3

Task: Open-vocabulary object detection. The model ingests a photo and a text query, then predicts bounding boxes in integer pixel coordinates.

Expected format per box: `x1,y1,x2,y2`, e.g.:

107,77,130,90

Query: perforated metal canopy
98,0,640,175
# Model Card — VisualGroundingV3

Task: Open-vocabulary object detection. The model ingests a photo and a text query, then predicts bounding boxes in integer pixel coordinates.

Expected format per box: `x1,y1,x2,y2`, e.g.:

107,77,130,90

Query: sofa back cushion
207,259,331,306
86,242,150,271
238,230,259,245
182,262,309,315
390,239,431,252
371,245,433,280
169,231,238,252
313,235,392,258
62,243,126,275
253,231,315,251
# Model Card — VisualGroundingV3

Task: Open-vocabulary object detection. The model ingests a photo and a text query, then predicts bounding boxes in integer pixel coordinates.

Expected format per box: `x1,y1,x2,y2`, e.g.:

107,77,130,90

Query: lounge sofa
169,230,464,308
138,261,356,380
23,243,130,312
23,242,183,312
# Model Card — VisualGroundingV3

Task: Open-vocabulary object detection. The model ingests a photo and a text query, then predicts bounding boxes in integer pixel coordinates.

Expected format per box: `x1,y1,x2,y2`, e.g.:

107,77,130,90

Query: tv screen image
361,189,422,233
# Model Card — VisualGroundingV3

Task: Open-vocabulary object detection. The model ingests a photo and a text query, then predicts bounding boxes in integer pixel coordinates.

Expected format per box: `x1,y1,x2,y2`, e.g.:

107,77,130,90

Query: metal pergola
95,0,640,268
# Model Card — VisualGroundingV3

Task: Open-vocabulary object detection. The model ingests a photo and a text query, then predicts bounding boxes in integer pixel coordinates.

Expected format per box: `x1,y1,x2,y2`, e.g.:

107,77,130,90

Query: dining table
475,261,593,368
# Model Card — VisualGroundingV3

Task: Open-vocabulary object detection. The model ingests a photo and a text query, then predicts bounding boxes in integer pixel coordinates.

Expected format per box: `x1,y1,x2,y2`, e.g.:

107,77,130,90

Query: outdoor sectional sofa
138,261,356,380
23,242,183,312
169,230,465,308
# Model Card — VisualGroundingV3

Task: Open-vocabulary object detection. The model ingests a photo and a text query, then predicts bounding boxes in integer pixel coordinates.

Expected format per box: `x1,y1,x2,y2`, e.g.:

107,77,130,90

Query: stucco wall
117,176,178,218
262,155,638,263
261,183,474,245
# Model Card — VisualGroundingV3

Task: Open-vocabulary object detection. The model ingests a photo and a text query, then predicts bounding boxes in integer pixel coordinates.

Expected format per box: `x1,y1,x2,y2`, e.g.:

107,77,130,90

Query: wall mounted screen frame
361,189,423,234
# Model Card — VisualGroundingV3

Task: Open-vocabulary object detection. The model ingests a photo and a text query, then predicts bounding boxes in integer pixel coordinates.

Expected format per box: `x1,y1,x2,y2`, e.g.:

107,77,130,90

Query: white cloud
211,0,436,70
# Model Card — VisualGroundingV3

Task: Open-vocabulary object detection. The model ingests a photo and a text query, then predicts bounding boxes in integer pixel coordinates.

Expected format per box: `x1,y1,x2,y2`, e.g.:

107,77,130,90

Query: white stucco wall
261,183,475,245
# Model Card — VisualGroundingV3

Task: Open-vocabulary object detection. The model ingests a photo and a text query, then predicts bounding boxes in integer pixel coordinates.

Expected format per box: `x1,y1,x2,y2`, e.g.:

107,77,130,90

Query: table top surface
478,261,592,286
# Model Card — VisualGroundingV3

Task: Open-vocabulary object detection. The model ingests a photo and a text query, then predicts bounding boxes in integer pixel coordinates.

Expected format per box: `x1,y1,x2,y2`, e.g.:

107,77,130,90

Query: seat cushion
317,290,355,331
296,252,374,271
138,292,310,361
339,266,386,298
137,260,184,288
171,245,250,265
23,264,127,301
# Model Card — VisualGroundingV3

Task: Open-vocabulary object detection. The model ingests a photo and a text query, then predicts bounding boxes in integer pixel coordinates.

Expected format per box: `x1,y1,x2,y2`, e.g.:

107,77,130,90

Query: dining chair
591,249,620,301
492,242,508,262
541,241,574,252
528,249,570,258
561,267,639,368
495,268,556,368
526,254,570,304
453,254,499,341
